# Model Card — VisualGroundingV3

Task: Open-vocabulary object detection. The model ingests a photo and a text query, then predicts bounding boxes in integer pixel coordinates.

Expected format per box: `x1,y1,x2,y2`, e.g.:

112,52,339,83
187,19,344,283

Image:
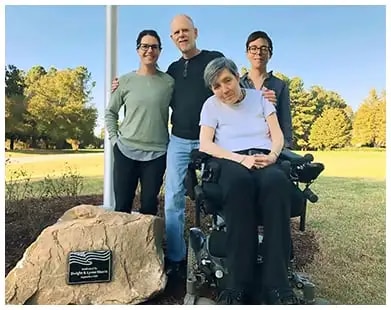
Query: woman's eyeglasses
247,45,271,55
137,43,161,51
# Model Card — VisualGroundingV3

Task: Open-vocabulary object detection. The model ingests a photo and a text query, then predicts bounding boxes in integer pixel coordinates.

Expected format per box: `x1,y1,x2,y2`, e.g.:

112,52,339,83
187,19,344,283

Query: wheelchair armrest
279,149,314,166
189,149,212,170
184,167,198,200
280,149,325,185
185,150,212,200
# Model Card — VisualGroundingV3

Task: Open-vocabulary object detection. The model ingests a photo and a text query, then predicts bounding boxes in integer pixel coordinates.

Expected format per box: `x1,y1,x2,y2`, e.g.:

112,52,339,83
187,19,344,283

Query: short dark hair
136,29,162,50
245,31,273,57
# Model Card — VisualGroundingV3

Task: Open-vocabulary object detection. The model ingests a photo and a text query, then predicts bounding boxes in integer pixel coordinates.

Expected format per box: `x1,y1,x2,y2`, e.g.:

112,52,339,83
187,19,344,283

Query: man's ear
194,27,198,39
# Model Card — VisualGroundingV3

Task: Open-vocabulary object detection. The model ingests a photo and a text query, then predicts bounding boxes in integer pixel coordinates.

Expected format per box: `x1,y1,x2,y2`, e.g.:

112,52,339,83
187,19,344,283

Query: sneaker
263,287,300,305
217,289,247,305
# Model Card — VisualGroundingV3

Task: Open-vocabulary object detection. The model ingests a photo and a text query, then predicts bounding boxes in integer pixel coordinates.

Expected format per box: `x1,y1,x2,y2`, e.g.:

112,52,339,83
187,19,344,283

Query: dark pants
212,158,292,292
113,144,166,215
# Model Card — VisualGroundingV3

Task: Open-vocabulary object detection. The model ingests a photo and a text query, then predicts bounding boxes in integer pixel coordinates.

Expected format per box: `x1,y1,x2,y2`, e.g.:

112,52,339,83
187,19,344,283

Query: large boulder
5,205,166,305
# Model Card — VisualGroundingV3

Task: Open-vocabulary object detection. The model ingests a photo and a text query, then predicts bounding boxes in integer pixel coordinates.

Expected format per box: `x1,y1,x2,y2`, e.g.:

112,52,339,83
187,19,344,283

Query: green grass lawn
305,177,385,304
4,149,386,304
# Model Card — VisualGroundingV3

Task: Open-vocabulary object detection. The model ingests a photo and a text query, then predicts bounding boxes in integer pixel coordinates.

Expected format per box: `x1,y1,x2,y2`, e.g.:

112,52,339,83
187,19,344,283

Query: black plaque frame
67,250,112,285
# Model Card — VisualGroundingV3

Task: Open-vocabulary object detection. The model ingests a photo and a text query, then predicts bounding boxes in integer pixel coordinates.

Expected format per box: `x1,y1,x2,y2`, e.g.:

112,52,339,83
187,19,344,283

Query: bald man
163,14,224,279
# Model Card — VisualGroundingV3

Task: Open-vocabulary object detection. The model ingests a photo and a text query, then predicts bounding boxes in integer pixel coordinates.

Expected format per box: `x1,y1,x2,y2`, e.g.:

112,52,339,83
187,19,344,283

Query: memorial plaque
67,250,112,285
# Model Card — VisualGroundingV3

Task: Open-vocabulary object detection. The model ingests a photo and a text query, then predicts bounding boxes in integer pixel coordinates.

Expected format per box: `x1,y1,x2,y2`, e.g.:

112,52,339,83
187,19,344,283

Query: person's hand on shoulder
111,77,119,93
261,87,276,104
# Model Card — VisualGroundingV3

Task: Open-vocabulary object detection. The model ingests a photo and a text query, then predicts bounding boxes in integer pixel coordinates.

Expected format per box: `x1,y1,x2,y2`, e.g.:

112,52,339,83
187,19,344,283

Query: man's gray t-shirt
199,89,276,152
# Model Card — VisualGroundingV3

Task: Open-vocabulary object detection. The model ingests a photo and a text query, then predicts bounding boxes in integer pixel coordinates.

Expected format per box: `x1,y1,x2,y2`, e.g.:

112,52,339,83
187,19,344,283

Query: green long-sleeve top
105,71,174,152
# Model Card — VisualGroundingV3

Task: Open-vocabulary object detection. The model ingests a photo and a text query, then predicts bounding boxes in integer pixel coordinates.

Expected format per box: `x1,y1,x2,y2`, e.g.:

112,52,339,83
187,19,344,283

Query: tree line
5,64,385,151
271,71,385,150
5,64,99,150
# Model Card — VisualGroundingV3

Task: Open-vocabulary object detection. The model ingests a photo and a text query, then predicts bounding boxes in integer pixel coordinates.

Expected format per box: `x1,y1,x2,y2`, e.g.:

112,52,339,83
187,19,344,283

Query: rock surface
5,205,166,305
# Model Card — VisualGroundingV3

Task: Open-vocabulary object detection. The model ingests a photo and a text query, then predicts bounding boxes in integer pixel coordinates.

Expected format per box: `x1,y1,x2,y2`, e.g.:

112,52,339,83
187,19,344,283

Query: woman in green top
105,30,174,215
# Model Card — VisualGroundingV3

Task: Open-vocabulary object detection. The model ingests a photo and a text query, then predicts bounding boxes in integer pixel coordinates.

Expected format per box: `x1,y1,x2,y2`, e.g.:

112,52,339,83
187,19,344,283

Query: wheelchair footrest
183,293,197,305
186,277,197,295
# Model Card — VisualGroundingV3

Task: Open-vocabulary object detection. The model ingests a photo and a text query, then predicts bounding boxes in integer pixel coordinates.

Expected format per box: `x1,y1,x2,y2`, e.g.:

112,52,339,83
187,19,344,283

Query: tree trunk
10,137,15,150
31,136,38,148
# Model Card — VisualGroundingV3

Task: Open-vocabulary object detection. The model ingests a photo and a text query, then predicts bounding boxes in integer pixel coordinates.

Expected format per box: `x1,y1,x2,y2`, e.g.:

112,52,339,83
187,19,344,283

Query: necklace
234,88,246,104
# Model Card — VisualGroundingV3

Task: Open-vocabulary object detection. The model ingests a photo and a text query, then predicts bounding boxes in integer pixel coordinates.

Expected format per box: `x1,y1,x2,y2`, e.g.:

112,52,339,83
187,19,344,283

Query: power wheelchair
183,148,325,305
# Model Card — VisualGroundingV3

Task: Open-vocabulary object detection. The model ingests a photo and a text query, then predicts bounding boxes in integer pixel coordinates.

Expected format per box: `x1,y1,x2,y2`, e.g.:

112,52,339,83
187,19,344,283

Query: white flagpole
103,5,118,210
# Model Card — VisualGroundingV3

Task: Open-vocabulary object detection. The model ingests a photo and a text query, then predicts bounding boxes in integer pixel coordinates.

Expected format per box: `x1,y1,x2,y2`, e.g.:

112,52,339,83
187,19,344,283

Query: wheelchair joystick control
304,153,314,162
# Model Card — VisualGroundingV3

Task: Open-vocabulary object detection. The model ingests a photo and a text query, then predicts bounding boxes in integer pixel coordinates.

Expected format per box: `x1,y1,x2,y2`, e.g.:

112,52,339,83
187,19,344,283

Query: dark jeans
113,143,166,215
212,157,292,292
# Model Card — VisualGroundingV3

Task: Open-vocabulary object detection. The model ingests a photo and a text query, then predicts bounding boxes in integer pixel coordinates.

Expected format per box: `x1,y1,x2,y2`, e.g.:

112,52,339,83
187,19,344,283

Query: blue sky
5,5,386,134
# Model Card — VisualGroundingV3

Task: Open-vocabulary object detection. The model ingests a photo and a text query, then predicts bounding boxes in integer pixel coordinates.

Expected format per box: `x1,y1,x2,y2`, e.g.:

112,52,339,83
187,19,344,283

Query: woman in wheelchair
198,57,299,305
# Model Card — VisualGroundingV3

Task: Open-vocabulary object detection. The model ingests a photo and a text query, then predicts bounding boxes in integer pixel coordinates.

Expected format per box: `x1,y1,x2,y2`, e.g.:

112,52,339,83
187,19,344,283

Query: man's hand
253,153,277,169
111,77,119,93
262,87,277,104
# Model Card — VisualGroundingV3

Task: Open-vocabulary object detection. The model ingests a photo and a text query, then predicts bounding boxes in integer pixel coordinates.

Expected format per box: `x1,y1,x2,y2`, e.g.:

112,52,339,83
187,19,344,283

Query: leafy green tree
274,73,316,150
309,108,352,150
274,73,352,150
373,90,386,147
351,105,374,146
5,65,25,97
25,66,97,148
351,89,385,147
344,105,354,121
24,65,47,92
5,95,27,149
240,67,248,77
5,65,31,149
